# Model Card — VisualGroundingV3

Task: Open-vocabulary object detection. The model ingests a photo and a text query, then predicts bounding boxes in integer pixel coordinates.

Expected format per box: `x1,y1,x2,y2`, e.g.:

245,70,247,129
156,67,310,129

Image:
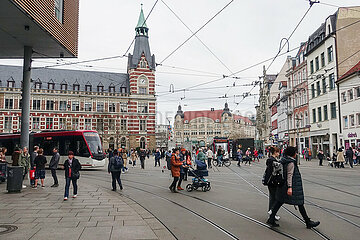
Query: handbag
128,159,133,165
72,172,80,179
29,169,35,180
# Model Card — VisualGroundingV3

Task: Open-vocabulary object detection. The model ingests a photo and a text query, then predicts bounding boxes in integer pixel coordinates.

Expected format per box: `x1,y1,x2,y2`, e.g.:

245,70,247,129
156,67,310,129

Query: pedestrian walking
345,147,354,168
317,149,324,166
177,148,187,190
304,148,310,161
108,149,123,191
236,148,243,166
355,147,360,166
63,151,81,200
154,149,161,167
130,149,137,167
254,148,259,162
19,147,30,189
121,149,128,173
244,148,252,165
263,146,281,221
30,146,39,187
139,149,146,169
206,148,213,168
33,148,47,189
49,148,60,187
216,146,224,166
267,146,320,229
11,147,21,166
169,148,184,193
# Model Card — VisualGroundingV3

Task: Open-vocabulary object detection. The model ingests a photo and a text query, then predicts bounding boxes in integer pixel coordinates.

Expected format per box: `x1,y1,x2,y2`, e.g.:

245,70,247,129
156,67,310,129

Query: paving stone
29,227,84,240
115,215,143,221
44,221,80,228
59,216,90,222
48,212,77,218
76,211,109,217
110,226,158,240
123,220,147,226
153,229,177,240
90,216,115,222
96,220,124,227
77,221,98,228
79,226,112,240
34,217,61,223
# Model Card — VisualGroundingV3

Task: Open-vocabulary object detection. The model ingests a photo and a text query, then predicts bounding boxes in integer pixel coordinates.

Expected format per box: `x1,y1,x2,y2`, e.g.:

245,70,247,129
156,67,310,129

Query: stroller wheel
205,185,211,191
186,184,193,192
202,186,208,192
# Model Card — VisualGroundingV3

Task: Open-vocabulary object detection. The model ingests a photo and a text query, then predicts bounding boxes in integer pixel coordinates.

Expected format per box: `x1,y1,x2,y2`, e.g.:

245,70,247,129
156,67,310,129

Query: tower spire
135,4,148,36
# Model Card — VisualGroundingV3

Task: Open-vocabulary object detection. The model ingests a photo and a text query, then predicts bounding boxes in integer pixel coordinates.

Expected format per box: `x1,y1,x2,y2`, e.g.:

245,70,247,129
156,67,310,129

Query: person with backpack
63,151,81,200
169,148,184,193
263,146,281,221
267,146,320,229
108,149,123,191
154,149,161,167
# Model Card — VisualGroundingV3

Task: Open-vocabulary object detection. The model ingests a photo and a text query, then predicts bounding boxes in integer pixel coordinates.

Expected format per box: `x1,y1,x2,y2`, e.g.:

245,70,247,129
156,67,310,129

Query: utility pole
295,117,302,165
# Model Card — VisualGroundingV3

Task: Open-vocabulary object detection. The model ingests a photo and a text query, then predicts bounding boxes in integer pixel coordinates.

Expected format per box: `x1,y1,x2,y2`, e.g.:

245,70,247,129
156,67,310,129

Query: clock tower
127,5,156,150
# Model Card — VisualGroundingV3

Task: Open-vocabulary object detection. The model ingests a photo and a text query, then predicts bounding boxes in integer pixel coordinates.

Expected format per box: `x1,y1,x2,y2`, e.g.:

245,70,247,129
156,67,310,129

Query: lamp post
295,117,301,165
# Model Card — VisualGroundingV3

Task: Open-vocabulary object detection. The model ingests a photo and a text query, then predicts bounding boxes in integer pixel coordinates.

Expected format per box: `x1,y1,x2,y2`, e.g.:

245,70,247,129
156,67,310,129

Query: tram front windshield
83,132,103,157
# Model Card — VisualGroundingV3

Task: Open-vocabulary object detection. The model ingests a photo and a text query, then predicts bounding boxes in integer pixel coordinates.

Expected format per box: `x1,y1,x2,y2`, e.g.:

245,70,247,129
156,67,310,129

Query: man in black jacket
108,149,123,191
63,151,81,201
346,147,354,168
30,146,39,186
49,148,60,187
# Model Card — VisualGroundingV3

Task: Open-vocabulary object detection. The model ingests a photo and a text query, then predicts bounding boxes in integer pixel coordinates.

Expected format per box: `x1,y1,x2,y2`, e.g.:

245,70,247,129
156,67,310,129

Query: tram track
81,173,303,240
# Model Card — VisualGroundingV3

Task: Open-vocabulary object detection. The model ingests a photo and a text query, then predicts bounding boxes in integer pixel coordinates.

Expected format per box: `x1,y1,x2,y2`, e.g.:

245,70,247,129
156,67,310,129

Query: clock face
139,78,146,85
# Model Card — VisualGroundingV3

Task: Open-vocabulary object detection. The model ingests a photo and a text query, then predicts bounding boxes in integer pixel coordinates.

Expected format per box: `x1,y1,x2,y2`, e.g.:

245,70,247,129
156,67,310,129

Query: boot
266,218,279,227
305,219,320,229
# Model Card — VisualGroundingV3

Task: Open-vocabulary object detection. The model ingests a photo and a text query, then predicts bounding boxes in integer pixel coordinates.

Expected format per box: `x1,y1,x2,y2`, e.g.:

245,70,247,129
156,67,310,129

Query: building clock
139,77,147,85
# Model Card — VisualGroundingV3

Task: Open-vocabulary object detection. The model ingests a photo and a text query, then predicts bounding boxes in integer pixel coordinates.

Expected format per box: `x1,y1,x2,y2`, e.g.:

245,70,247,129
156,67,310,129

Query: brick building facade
0,7,156,150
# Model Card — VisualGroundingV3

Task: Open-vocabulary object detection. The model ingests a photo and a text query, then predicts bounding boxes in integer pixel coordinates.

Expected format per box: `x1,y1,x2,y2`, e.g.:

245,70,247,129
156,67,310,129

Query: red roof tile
338,60,360,82
184,110,223,122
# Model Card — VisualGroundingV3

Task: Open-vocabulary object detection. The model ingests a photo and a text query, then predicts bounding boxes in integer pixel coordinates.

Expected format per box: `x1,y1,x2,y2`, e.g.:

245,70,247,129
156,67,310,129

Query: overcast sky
1,0,359,124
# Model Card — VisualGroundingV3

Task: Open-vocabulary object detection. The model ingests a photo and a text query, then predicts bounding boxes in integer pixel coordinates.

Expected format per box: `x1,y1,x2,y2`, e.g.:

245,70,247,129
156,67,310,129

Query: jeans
64,177,78,198
140,159,145,169
51,169,58,185
268,185,277,211
155,158,160,167
207,158,212,168
170,177,179,190
178,172,184,187
111,171,122,190
349,158,354,168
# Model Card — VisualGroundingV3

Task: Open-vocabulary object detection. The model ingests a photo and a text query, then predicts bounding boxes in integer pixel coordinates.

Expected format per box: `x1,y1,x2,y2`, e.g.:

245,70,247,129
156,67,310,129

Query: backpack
114,156,124,169
262,161,284,186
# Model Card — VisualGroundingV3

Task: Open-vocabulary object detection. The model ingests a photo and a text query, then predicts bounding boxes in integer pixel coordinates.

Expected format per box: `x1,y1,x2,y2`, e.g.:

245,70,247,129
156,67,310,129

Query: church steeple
128,4,155,71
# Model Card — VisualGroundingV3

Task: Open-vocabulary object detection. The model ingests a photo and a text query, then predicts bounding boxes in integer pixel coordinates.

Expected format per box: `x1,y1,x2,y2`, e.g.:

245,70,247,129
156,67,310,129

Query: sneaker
32,186,37,189
112,189,116,191
41,185,45,188
120,186,123,190
64,197,68,201
275,215,280,221
177,186,184,191
22,185,27,189
73,195,77,198
51,184,59,188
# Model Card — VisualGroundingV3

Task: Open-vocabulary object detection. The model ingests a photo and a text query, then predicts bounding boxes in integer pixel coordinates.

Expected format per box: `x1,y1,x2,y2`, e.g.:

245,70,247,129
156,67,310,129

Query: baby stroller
186,166,211,192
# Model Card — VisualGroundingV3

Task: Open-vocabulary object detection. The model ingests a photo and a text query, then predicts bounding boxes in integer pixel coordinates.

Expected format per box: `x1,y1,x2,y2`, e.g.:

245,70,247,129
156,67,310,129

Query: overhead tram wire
158,0,234,65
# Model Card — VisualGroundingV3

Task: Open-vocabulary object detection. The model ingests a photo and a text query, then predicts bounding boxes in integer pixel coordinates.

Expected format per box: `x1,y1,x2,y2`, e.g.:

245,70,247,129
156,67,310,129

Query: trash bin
7,166,23,193
0,162,7,183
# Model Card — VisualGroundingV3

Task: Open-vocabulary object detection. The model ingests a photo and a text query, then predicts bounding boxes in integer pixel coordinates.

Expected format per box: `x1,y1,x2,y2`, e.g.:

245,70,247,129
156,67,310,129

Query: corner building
0,7,156,150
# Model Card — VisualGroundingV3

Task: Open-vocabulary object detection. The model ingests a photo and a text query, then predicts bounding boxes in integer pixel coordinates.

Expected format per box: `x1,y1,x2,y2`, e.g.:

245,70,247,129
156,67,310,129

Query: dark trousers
237,157,241,166
51,169,58,185
22,167,28,180
170,177,179,190
64,177,78,198
207,158,212,168
268,185,277,211
319,158,323,166
111,171,122,190
140,159,145,169
178,172,184,187
183,168,188,181
155,158,160,167
349,158,354,168
270,201,310,222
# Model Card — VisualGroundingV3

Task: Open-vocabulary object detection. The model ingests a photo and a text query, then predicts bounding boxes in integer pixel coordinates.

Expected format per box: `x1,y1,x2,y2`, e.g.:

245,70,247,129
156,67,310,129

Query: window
46,118,53,129
348,89,354,101
85,102,92,111
343,116,348,128
315,57,319,71
316,81,321,96
35,81,42,89
97,119,104,131
46,100,54,110
342,92,347,103
72,101,79,111
59,118,66,129
85,119,92,130
54,0,64,22
140,59,146,68
327,46,333,63
7,79,15,88
5,99,13,109
318,107,322,122
321,52,325,67
311,84,315,98
19,99,22,109
108,119,115,131
349,115,355,127
138,102,148,113
48,82,55,90
356,87,360,98
33,100,41,110
322,79,326,94
73,83,80,91
330,102,336,119
139,119,146,131
120,103,127,112
72,118,79,130
139,87,147,95
32,117,40,129
97,84,104,92
312,109,316,123
329,73,335,90
310,60,314,74
324,105,328,121
109,85,115,93
121,119,127,131
120,87,127,94
357,114,360,126
61,83,67,91
4,117,12,130
109,103,116,112
140,137,146,149
85,84,92,92
97,102,104,112
59,101,67,111
305,111,309,124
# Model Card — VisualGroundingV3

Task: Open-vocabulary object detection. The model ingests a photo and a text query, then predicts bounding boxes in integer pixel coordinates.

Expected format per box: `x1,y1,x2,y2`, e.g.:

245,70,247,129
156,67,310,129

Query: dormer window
7,77,15,88
109,84,115,93
97,83,104,92
60,80,67,91
34,79,42,89
73,83,80,91
48,80,55,90
140,59,146,68
120,87,127,94
85,83,92,92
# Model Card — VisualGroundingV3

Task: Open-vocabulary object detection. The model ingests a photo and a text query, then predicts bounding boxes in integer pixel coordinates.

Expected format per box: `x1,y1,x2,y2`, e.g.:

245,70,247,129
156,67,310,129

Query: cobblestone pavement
0,172,175,240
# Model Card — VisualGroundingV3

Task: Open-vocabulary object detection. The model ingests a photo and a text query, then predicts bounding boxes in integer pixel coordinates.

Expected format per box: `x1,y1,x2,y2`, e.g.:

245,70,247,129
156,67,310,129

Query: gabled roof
184,110,223,122
337,60,360,82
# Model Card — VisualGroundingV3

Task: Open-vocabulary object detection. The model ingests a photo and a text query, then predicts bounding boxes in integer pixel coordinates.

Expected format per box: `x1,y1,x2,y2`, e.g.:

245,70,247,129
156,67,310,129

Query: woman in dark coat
63,151,81,200
267,146,320,229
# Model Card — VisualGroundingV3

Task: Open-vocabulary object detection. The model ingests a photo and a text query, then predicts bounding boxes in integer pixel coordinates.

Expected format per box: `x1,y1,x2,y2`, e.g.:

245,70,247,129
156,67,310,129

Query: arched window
140,59,146,68
305,111,309,125
140,137,146,149
120,137,126,149
109,137,115,150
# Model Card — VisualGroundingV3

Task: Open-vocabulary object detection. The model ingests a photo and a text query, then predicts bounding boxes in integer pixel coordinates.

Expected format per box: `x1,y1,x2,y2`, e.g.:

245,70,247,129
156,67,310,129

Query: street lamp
295,117,302,165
